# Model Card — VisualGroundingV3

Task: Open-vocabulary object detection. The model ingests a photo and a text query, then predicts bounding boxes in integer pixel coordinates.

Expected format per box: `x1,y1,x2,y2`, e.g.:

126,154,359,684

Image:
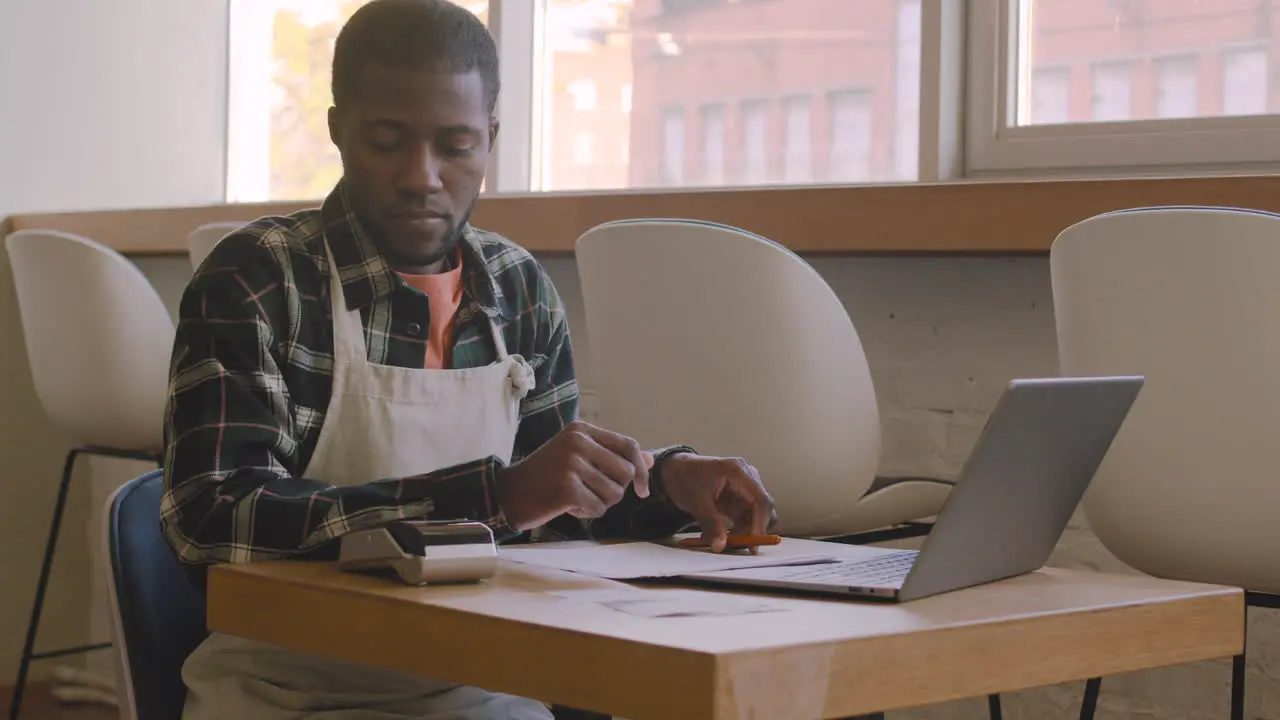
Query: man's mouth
396,210,448,221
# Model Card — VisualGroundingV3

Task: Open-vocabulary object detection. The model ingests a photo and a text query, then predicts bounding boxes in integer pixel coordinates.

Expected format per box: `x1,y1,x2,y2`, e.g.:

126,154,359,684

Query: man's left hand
659,454,778,552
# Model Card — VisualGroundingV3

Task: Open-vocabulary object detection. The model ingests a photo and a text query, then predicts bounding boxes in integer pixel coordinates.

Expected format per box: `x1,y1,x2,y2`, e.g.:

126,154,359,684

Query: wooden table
207,548,1242,720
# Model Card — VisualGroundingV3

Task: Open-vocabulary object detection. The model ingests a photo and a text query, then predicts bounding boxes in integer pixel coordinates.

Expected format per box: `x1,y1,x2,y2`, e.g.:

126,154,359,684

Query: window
537,0,922,189
1090,61,1132,122
1029,67,1069,124
782,96,812,183
226,0,489,202
1223,48,1269,117
225,0,1280,197
1154,55,1199,120
968,0,1280,174
699,103,726,185
568,79,598,111
538,0,628,190
573,132,595,165
828,90,872,183
893,0,921,181
661,107,685,186
661,0,716,14
227,0,924,200
739,100,769,184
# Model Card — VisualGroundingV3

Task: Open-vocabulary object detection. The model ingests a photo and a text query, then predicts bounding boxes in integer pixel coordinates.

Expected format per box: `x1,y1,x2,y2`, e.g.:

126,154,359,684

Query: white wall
0,0,229,689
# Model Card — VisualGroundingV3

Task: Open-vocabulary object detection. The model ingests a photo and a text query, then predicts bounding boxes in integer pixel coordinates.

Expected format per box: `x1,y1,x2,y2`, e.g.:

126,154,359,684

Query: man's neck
394,258,448,275
394,246,460,276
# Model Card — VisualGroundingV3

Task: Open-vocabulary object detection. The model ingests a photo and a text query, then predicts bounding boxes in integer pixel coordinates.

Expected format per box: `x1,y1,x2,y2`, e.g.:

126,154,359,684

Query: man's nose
397,144,445,195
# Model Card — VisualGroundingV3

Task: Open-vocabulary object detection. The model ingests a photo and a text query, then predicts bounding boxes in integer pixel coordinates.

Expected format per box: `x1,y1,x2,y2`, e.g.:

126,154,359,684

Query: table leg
1230,653,1245,720
1079,677,1101,720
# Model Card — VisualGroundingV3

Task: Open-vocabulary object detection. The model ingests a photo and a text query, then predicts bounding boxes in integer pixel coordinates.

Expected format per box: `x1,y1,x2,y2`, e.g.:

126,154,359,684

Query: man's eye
368,133,402,152
443,145,475,158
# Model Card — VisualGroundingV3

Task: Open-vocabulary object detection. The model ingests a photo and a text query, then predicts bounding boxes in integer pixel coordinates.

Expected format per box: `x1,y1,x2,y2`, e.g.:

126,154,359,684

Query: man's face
329,65,497,270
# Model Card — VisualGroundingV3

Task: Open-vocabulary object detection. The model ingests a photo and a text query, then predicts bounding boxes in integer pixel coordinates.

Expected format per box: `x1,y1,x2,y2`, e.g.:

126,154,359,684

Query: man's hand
660,454,778,553
496,421,650,531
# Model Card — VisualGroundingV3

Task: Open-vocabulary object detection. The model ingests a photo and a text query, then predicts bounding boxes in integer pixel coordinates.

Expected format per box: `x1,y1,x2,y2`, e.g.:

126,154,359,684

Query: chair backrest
5,229,174,450
1050,205,1280,593
187,222,246,270
575,219,880,537
104,470,207,720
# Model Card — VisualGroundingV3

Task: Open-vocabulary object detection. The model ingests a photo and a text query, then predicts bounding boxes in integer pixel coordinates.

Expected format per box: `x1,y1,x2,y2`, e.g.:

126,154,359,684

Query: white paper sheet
552,588,789,618
499,539,834,579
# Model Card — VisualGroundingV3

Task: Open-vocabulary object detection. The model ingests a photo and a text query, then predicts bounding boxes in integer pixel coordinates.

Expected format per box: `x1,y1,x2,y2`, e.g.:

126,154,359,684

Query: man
162,0,776,718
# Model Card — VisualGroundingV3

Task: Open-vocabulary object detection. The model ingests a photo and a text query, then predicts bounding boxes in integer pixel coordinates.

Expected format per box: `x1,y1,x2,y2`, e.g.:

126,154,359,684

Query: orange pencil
677,534,782,549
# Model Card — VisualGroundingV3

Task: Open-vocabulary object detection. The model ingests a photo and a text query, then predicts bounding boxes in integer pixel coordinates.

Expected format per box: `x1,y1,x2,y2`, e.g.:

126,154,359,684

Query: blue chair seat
105,470,207,720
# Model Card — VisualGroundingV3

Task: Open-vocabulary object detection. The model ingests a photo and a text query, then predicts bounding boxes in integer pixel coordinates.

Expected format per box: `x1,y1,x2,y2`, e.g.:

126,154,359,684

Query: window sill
6,175,1280,256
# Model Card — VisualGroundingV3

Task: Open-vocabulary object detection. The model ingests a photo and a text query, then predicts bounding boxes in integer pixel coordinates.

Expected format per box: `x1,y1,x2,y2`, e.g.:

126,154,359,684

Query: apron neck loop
486,314,510,361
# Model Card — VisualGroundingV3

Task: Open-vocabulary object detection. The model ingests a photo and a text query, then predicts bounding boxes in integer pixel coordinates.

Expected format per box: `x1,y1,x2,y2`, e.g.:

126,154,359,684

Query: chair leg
987,693,1003,720
1078,677,1101,720
9,448,82,720
5,445,155,719
1230,652,1245,720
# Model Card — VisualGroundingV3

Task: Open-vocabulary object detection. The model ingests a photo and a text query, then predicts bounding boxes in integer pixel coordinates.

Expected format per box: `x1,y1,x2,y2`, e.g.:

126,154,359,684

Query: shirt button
407,322,423,336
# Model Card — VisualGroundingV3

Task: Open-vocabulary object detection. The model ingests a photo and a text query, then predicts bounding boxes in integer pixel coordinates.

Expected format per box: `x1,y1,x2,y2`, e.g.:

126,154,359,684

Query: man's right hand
496,421,651,531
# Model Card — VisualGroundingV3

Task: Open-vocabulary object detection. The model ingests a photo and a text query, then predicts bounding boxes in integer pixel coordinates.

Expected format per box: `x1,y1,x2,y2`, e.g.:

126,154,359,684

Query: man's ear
488,117,500,151
328,106,342,148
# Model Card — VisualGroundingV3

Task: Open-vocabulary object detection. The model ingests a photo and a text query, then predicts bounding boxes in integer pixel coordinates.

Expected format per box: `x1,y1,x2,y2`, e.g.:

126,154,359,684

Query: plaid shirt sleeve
160,242,506,566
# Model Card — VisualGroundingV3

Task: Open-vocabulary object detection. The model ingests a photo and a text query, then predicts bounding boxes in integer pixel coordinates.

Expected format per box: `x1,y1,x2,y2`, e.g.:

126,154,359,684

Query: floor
1,685,118,720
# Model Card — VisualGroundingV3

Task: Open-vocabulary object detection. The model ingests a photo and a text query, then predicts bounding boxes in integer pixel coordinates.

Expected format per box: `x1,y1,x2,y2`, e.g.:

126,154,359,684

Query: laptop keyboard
770,550,920,586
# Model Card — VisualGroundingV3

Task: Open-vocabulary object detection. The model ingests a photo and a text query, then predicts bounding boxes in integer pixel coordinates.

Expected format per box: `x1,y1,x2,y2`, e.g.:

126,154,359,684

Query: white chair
574,219,953,539
5,229,173,719
187,221,246,269
1051,206,1280,720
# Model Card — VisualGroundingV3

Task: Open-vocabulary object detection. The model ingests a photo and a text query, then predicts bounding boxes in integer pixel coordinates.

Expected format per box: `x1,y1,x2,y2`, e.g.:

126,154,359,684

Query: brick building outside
540,0,1277,191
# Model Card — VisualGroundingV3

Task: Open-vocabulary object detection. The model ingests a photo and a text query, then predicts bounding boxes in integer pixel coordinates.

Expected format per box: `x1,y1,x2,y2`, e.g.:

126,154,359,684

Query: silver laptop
678,376,1144,602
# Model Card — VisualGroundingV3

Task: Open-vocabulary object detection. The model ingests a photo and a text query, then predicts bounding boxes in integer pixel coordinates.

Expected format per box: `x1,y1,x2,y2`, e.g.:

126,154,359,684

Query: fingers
579,464,631,514
566,476,610,518
567,422,651,498
743,469,775,536
558,425,641,518
720,461,777,554
694,505,731,553
718,459,773,534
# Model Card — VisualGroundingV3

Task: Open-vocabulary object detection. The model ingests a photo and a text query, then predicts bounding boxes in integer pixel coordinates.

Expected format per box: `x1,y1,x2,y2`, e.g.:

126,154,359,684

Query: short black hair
332,0,500,113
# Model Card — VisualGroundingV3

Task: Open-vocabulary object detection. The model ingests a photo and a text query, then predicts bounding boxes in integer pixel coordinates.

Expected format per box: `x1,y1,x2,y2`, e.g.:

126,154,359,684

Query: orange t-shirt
397,258,464,370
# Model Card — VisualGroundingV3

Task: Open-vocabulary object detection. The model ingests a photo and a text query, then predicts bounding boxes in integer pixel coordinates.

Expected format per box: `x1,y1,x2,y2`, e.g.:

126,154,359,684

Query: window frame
965,0,1280,178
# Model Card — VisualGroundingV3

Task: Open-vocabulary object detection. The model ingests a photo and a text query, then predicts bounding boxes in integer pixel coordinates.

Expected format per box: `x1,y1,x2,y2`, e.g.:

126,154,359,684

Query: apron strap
486,315,510,361
489,314,536,398
324,239,370,363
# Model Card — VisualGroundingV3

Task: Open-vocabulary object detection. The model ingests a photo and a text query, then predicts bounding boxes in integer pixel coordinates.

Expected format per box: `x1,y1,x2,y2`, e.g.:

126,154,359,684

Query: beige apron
181,242,552,720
